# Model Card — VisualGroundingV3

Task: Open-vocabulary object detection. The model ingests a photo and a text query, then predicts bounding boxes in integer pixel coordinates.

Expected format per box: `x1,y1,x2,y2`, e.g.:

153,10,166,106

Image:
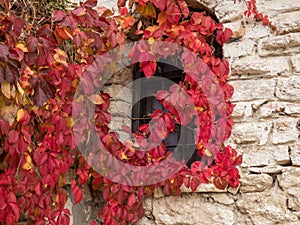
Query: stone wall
66,0,300,224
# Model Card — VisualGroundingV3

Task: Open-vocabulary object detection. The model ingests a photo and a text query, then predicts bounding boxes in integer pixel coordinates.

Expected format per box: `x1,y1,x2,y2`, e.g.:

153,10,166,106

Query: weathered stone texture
229,79,276,101
291,54,300,73
152,194,238,225
258,101,300,117
230,122,271,145
290,143,300,166
230,57,289,77
275,76,300,101
241,145,290,167
258,33,300,57
272,118,299,144
236,192,299,225
239,173,273,193
224,39,255,59
272,11,300,34
258,0,300,16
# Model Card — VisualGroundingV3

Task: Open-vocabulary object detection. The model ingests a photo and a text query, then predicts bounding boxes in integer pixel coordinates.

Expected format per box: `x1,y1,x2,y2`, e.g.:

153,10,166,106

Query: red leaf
127,193,136,207
84,0,97,8
233,155,243,166
213,176,228,190
140,61,156,78
8,130,19,144
190,177,200,192
151,0,166,11
53,10,66,22
74,187,83,204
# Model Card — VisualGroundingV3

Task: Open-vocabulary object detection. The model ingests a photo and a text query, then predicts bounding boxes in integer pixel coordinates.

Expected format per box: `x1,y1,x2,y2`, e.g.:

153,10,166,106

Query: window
131,63,201,167
130,2,223,167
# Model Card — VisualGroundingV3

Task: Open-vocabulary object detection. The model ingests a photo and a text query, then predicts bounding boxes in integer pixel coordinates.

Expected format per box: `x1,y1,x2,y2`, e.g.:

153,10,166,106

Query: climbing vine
0,0,274,224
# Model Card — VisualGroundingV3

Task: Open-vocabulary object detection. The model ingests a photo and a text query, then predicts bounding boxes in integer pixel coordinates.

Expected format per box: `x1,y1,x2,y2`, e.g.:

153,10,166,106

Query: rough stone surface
272,118,299,144
229,79,276,101
230,122,271,145
152,194,238,225
239,173,273,193
241,145,291,167
258,101,300,117
276,76,300,101
272,11,300,34
290,143,300,166
258,33,300,57
277,167,300,191
236,192,299,225
230,56,289,77
224,39,255,59
291,54,300,73
103,84,132,103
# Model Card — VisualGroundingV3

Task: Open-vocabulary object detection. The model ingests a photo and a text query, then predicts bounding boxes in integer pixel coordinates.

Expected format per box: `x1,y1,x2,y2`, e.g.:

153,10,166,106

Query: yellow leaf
148,37,155,45
121,152,128,160
22,153,33,170
16,108,26,122
1,81,11,99
137,3,156,18
16,42,28,52
54,48,68,66
88,94,104,105
67,117,74,128
204,149,212,157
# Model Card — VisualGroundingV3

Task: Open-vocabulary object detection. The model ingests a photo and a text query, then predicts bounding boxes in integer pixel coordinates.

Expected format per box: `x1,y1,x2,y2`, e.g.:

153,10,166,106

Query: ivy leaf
213,176,228,190
84,0,98,8
151,0,166,11
8,130,19,144
216,28,233,45
52,10,66,22
140,61,156,78
1,81,11,99
0,43,9,62
137,3,156,18
127,193,136,207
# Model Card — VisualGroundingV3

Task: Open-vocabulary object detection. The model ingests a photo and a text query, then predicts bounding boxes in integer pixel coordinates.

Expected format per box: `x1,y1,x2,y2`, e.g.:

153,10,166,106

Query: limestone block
248,165,283,174
224,39,255,59
272,11,300,34
236,191,298,225
230,57,289,77
231,102,252,119
272,118,299,144
214,0,245,22
109,100,132,116
106,68,132,85
258,33,300,57
230,79,276,101
152,194,237,225
240,173,273,193
276,76,300,101
241,145,290,167
230,122,272,145
290,143,300,166
243,23,270,39
209,193,235,205
181,183,227,193
277,167,300,191
103,84,132,103
258,0,300,16
291,54,300,73
109,115,131,131
258,101,300,118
